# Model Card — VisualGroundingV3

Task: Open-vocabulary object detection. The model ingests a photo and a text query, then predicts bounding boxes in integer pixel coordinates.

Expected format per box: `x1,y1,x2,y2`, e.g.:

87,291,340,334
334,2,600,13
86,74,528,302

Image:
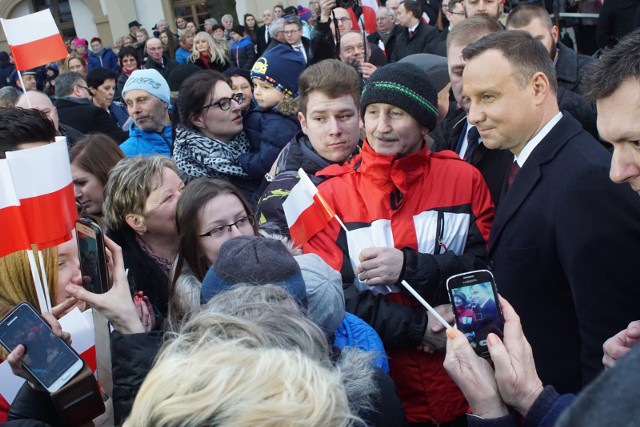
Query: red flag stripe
9,34,68,71
289,201,334,246
18,182,78,249
0,205,30,258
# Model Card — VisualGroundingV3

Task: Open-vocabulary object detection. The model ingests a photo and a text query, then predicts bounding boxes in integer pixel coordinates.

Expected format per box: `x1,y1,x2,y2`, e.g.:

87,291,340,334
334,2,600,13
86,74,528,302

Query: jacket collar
357,140,429,192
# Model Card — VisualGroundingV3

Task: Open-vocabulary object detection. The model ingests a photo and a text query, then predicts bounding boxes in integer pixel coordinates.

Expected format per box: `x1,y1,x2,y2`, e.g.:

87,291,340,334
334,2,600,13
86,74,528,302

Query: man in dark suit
469,283,500,338
390,0,445,61
256,9,274,56
462,30,640,394
53,72,126,143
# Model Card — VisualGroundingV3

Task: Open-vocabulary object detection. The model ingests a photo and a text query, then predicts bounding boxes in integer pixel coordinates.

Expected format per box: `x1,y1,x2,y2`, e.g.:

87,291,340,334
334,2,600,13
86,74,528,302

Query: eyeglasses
199,216,255,238
449,10,465,15
336,17,351,23
284,29,300,35
199,93,244,111
75,84,90,92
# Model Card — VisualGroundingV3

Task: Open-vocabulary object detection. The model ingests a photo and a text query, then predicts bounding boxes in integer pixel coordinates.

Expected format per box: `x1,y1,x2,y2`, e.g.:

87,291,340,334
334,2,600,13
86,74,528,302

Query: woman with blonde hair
63,53,88,78
189,31,229,72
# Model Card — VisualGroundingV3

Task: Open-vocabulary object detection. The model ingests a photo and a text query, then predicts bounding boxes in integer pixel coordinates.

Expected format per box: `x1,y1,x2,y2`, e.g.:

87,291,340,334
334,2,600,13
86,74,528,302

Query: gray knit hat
360,62,439,131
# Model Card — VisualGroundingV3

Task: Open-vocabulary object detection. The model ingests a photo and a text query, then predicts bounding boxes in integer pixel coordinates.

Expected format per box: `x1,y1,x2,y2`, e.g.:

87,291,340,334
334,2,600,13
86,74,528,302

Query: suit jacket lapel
488,114,581,252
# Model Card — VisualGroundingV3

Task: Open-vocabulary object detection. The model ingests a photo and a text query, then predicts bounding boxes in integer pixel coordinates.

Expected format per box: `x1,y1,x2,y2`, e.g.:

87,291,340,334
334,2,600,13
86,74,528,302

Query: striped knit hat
360,62,439,131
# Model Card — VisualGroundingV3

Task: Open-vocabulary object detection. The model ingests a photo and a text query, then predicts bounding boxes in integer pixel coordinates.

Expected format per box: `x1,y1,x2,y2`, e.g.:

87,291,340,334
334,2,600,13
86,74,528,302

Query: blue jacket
120,124,173,157
88,48,119,73
175,47,191,65
240,102,300,180
334,312,389,373
231,35,256,70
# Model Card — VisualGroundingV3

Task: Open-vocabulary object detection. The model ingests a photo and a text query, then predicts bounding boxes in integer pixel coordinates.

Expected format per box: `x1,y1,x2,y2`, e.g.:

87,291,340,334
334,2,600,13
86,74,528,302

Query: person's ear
298,111,308,134
125,213,146,234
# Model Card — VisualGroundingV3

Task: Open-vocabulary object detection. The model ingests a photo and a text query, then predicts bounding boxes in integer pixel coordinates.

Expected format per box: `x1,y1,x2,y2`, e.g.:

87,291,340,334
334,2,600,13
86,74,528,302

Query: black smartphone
0,302,84,393
446,269,504,358
75,218,109,294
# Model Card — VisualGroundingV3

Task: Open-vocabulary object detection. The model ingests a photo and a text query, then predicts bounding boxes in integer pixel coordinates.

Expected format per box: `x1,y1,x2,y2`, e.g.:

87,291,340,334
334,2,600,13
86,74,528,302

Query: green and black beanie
360,62,439,132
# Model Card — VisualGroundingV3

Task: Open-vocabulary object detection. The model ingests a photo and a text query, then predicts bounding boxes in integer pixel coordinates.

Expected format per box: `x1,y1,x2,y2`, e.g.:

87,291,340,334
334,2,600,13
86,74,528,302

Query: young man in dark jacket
257,59,362,236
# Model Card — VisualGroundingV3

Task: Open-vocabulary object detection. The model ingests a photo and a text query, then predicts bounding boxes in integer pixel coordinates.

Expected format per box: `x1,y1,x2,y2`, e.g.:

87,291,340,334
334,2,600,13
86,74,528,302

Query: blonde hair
189,31,228,66
0,248,57,314
103,156,179,231
124,340,355,427
63,53,87,73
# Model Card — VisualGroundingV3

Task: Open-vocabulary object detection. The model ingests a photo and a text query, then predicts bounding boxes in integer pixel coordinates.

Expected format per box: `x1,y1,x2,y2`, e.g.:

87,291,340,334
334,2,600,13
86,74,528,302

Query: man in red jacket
303,61,495,425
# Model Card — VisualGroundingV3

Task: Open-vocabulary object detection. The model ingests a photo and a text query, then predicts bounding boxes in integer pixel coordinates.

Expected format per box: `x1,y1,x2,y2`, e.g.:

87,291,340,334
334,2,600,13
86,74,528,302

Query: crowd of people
1,0,640,426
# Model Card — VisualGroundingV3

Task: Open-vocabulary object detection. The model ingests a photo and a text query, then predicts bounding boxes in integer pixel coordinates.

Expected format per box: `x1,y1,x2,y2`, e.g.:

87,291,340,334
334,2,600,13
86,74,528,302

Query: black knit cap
360,62,439,132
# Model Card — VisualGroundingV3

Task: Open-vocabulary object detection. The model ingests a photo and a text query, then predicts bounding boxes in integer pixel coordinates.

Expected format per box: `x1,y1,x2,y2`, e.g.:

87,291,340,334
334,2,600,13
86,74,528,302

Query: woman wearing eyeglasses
172,70,260,202
168,178,259,326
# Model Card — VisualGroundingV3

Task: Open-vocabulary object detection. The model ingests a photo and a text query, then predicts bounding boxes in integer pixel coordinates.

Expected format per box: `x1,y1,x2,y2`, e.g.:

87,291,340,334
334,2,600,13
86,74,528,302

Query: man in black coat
506,4,599,138
390,0,445,61
367,6,404,60
256,9,274,56
53,72,126,143
462,30,640,395
143,38,177,79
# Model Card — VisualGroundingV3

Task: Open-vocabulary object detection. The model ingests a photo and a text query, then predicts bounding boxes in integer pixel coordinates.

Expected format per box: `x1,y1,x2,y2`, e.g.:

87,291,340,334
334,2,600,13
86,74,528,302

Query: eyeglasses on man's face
284,29,300,35
199,92,244,111
199,215,255,238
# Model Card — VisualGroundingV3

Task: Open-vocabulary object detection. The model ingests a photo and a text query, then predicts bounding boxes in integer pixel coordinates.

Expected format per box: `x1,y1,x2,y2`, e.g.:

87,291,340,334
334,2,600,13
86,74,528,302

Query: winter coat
240,97,301,180
175,47,191,64
256,132,358,236
120,123,173,157
334,312,389,373
230,35,256,70
88,48,119,73
304,141,495,423
54,96,127,143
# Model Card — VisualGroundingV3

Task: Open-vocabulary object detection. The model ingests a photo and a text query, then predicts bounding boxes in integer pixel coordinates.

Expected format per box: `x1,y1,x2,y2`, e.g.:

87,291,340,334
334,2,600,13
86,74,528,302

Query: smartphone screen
75,219,109,294
447,270,504,358
0,303,84,392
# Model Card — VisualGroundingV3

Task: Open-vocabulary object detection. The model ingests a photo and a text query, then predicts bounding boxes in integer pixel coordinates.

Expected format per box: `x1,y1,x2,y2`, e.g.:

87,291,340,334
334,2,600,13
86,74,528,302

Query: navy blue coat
488,113,640,394
239,103,301,180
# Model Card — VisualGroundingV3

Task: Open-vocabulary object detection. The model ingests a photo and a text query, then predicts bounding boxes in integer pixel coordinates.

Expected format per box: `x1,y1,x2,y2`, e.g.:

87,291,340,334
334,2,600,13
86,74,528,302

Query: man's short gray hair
269,18,286,37
54,72,84,97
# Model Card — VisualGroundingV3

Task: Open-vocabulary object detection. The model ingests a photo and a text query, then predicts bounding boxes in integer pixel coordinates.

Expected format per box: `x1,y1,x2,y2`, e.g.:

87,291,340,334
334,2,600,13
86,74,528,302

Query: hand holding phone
447,270,504,358
0,302,84,393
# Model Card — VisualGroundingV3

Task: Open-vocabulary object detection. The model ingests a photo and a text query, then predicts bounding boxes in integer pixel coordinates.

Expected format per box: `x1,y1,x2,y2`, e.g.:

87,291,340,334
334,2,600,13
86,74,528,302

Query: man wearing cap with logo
304,62,495,425
120,69,173,157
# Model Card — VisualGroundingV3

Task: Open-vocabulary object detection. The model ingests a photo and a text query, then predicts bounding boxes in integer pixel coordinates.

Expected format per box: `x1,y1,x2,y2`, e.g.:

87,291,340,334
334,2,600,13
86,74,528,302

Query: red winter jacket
304,142,494,423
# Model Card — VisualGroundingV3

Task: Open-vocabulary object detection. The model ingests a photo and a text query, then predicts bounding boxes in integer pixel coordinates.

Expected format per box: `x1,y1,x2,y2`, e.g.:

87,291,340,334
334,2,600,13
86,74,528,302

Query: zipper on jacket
390,187,403,210
434,211,444,255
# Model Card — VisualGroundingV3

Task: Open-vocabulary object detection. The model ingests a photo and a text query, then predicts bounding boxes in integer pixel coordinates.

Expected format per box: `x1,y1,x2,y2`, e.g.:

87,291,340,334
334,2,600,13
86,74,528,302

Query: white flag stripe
283,169,320,227
1,10,60,46
0,159,20,209
283,177,315,227
6,138,71,198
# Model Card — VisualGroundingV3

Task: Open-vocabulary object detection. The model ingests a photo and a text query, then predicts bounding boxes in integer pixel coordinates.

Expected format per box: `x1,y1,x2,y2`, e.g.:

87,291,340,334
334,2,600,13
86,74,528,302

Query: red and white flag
283,168,336,245
0,159,30,258
5,138,77,249
1,10,68,71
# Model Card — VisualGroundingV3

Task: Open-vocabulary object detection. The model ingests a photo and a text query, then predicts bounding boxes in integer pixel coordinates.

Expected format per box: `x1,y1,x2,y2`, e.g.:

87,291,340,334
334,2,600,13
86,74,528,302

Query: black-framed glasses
199,215,255,238
199,92,244,112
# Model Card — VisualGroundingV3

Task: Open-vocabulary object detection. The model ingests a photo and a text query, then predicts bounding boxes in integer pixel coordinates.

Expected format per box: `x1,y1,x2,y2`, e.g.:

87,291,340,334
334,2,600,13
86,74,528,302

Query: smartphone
446,269,504,358
75,218,109,294
0,302,84,393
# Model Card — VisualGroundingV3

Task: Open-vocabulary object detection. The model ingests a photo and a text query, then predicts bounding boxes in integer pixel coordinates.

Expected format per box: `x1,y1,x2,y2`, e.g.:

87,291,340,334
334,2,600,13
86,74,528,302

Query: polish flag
283,168,336,246
5,138,77,249
0,160,30,258
1,10,69,71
